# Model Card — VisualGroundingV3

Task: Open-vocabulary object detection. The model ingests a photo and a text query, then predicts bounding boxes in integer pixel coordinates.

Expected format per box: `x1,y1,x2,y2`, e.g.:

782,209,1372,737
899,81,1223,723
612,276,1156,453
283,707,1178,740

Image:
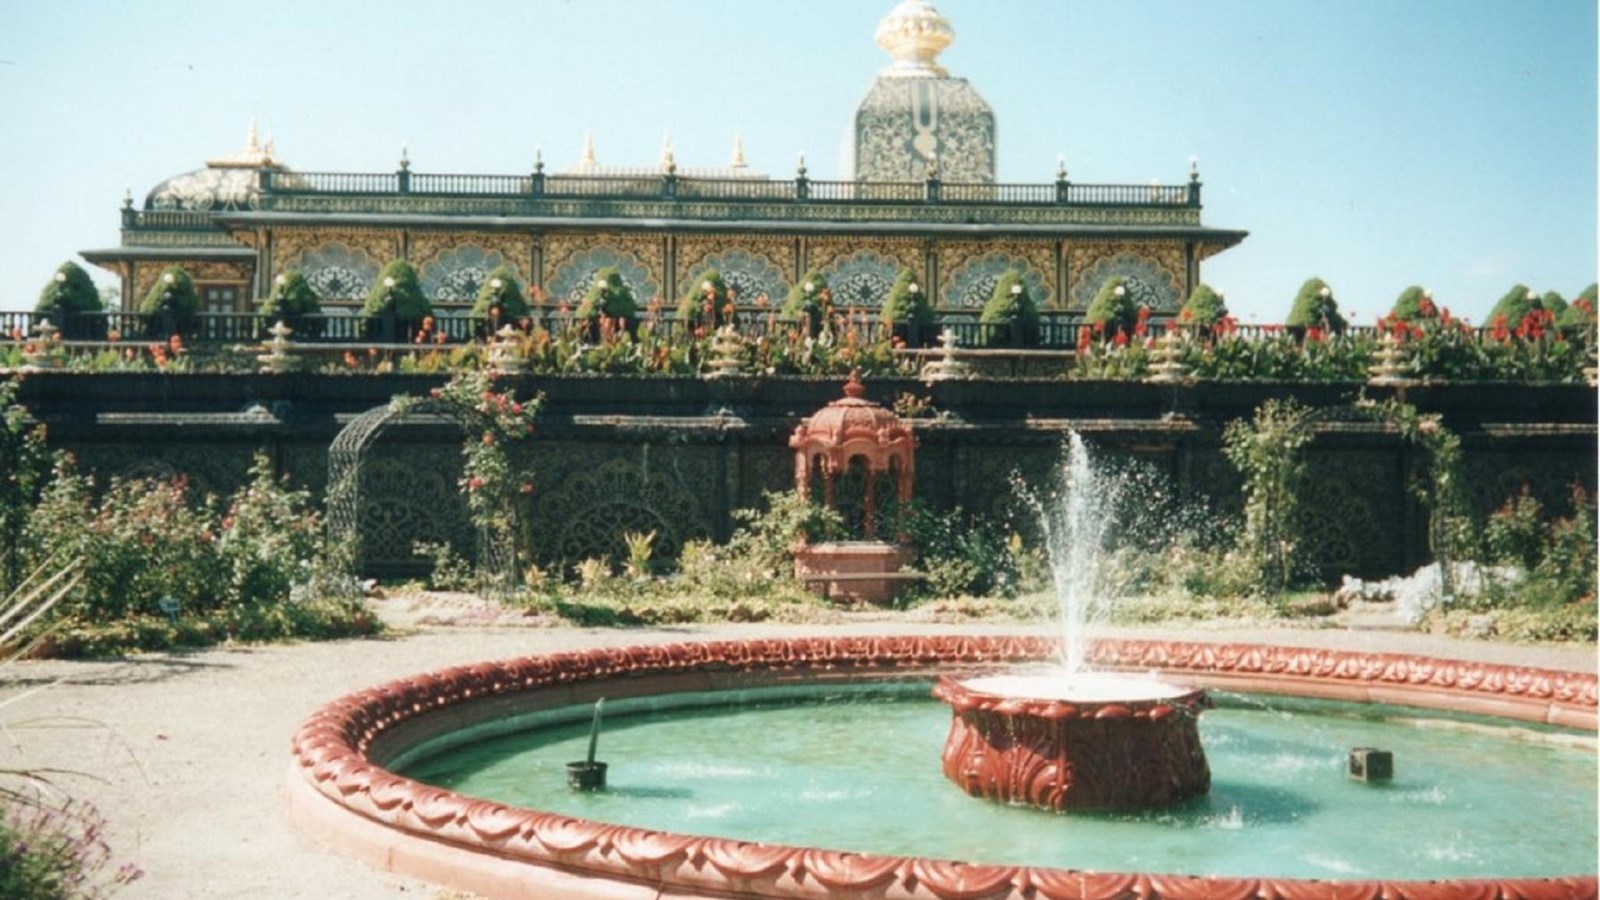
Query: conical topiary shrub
576,267,639,322
139,266,199,336
1389,285,1436,322
471,265,530,328
35,261,106,339
979,270,1039,347
362,260,430,319
1487,283,1538,328
677,268,733,331
781,270,830,336
880,267,936,346
1085,276,1139,335
1286,277,1346,332
1178,283,1227,329
362,260,430,341
260,271,324,336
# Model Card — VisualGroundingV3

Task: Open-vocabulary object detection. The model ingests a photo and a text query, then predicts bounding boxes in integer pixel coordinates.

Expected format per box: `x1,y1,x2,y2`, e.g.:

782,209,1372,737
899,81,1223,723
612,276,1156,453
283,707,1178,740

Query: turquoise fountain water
398,688,1597,880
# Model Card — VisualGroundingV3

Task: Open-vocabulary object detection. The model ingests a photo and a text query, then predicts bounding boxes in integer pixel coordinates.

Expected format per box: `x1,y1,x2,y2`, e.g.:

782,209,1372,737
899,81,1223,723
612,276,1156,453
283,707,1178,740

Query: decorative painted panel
133,260,254,304
543,234,664,306
675,235,795,304
821,250,902,309
410,232,531,302
940,241,1054,309
274,229,399,300
1067,242,1186,312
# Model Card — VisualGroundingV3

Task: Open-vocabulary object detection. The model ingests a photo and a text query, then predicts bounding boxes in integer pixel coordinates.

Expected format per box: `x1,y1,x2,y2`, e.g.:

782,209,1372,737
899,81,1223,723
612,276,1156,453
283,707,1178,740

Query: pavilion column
863,470,877,539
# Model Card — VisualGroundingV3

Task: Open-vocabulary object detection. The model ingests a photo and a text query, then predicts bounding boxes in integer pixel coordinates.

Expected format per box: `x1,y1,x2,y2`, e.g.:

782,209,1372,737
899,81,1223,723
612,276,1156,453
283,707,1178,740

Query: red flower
1305,326,1324,343
467,477,484,491
1112,330,1129,347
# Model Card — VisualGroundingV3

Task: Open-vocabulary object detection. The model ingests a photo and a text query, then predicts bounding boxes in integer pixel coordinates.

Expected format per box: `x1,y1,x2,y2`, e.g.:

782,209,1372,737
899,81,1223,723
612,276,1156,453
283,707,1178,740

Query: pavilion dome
145,121,288,212
789,372,916,475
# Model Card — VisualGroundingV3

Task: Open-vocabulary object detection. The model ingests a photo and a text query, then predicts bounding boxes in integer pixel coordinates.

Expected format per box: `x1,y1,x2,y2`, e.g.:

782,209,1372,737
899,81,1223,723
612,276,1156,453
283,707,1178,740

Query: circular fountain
288,635,1597,900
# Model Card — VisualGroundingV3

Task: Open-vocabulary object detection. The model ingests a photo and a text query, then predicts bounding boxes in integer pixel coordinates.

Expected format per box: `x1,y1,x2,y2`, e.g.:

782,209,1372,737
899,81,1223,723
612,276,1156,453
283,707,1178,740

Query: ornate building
81,1,1244,323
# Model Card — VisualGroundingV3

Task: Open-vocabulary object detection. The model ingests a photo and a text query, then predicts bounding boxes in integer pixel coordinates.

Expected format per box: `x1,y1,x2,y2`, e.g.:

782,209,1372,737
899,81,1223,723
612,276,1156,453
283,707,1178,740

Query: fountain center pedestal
933,672,1212,812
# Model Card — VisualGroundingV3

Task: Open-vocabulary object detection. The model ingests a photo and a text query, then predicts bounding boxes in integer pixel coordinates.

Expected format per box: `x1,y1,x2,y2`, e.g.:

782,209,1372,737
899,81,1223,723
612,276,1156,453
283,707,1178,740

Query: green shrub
978,270,1039,346
902,501,1020,598
780,270,830,322
1541,291,1568,318
35,261,102,315
1178,283,1227,327
676,268,733,329
1084,276,1138,333
1487,283,1537,327
470,264,529,320
726,490,844,575
880,268,936,342
259,271,322,324
1285,277,1346,331
362,260,431,319
137,266,199,330
1389,285,1435,322
575,267,638,321
19,452,364,656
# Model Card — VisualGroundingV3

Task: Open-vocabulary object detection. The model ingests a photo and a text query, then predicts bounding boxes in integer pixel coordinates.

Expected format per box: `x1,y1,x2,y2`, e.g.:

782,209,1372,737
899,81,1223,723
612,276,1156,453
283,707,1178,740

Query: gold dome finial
875,0,954,79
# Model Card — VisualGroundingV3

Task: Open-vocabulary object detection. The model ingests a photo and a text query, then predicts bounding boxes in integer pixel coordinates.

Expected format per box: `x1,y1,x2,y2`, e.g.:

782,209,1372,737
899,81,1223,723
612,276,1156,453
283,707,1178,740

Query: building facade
82,1,1245,325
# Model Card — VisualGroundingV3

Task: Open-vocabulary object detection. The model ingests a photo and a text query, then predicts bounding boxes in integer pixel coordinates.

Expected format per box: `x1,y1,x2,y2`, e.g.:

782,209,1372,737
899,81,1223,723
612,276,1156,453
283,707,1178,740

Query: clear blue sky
1,0,1593,324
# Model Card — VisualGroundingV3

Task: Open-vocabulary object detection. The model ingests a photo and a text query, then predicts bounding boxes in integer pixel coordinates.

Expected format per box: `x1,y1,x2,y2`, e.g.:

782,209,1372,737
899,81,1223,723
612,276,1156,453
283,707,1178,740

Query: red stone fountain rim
289,636,1598,900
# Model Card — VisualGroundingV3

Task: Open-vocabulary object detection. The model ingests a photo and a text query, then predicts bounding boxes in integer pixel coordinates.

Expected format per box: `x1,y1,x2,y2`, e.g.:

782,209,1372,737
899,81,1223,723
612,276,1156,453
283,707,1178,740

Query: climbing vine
1366,398,1468,597
391,370,543,586
1223,398,1315,596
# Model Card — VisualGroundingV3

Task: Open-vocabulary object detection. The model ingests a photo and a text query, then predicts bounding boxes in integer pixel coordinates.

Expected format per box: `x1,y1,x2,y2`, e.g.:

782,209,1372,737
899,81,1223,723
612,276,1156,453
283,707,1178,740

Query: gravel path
6,606,1595,899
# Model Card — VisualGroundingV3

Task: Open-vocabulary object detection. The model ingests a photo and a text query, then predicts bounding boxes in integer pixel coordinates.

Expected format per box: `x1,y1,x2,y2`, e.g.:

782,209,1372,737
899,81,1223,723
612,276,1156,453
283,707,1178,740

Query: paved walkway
7,613,1595,899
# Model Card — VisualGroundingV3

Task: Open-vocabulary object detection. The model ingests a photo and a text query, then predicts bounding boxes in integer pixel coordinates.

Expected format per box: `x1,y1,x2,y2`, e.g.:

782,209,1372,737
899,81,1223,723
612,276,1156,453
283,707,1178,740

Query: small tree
362,260,431,320
471,265,530,323
1285,277,1346,332
880,267,936,345
676,268,733,330
979,270,1039,346
35,261,106,339
1389,285,1436,322
1084,276,1139,334
260,271,323,335
1178,283,1227,328
781,270,830,335
1487,283,1537,327
139,266,200,334
576,267,638,321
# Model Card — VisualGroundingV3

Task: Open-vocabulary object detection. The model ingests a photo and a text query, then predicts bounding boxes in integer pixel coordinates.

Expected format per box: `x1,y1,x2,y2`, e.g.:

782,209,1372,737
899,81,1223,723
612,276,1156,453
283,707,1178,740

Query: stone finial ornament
875,0,955,78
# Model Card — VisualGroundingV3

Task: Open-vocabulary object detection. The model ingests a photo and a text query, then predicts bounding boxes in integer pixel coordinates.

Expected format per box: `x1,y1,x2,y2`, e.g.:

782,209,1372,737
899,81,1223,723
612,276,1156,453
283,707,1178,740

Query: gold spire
730,132,748,169
206,118,282,168
578,131,598,170
875,0,954,79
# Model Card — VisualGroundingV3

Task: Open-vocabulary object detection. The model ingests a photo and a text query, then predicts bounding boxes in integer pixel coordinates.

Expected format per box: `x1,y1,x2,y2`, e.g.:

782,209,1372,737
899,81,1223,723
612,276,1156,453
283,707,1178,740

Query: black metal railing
258,168,1203,210
1,306,1437,353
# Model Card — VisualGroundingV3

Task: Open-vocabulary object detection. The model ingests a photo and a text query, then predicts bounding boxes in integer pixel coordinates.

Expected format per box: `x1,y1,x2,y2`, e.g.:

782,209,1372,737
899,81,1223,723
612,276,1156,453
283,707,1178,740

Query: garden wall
13,373,1595,578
